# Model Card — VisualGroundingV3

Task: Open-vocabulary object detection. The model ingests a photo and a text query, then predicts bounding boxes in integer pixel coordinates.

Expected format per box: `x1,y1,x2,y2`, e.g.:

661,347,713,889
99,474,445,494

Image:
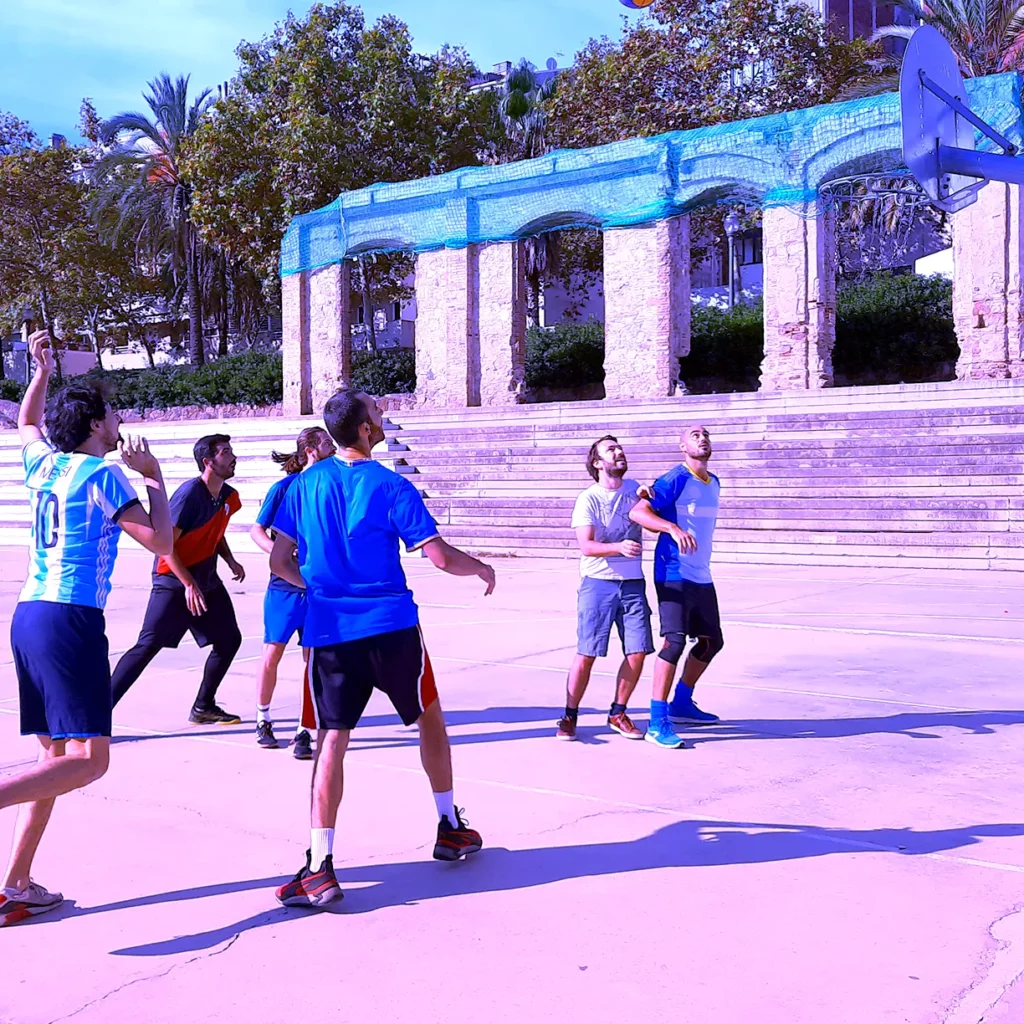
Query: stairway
0,377,1021,569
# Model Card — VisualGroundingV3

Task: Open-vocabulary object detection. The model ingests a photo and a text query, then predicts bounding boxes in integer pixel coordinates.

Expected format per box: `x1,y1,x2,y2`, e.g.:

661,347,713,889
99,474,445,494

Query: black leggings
111,584,242,710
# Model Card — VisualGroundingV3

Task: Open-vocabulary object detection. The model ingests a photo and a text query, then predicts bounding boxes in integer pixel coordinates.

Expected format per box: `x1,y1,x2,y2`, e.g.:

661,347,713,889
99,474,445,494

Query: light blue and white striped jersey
19,439,140,609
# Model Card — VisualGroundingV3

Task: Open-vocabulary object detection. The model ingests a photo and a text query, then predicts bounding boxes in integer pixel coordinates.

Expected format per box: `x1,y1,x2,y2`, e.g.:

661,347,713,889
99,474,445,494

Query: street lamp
724,210,741,308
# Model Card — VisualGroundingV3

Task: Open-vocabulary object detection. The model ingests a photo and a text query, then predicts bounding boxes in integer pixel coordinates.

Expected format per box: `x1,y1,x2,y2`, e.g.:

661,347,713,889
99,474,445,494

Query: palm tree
500,61,559,326
95,74,212,366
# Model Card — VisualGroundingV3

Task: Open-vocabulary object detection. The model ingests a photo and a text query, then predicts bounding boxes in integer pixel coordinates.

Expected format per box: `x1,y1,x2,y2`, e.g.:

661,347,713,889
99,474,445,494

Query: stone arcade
280,74,1024,414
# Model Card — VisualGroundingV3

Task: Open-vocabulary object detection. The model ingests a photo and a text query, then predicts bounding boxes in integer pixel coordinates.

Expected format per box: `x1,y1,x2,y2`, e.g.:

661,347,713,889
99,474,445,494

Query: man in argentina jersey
0,331,172,928
629,425,724,750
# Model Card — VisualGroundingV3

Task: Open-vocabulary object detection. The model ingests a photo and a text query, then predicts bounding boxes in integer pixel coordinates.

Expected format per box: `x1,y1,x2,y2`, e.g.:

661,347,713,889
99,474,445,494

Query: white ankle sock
257,704,271,725
310,827,334,868
433,790,456,825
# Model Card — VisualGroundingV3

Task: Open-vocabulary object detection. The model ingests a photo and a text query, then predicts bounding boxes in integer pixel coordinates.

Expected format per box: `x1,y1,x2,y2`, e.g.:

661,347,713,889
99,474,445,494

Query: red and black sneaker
433,809,483,861
275,850,343,908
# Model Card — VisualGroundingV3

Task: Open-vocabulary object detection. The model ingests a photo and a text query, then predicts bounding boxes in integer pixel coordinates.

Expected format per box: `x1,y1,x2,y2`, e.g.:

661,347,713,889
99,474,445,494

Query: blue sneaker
668,696,720,725
645,719,686,749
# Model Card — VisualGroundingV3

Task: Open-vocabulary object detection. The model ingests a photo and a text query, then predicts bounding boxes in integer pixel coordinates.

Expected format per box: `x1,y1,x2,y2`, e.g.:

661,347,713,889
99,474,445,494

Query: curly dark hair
44,382,110,453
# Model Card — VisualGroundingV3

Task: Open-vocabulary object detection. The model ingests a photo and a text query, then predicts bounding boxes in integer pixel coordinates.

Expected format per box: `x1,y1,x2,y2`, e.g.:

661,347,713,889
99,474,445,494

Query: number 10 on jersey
34,492,60,549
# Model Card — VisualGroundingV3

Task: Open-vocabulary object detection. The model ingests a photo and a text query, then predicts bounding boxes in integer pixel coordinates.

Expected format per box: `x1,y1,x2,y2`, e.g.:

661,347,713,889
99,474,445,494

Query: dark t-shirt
153,477,241,594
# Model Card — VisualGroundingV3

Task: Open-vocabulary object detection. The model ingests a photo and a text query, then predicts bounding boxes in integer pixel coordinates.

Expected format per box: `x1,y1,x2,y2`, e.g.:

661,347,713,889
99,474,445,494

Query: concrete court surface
1,546,1024,1024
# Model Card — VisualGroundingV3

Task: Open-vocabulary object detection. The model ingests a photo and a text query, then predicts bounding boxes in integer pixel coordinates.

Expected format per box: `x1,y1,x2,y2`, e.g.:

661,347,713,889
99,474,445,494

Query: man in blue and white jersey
0,331,172,928
630,425,723,750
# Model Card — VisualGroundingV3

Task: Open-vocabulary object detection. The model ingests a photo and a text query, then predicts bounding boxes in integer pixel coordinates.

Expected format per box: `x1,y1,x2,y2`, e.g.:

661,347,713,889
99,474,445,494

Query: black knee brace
658,632,688,665
691,635,724,664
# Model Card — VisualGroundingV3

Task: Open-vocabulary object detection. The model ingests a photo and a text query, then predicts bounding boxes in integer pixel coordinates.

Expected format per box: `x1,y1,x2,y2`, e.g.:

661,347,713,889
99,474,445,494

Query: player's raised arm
18,331,54,445
117,436,173,555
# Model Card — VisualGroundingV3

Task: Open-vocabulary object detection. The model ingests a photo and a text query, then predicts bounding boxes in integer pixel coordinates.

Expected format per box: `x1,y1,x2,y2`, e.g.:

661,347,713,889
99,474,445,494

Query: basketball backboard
900,26,985,213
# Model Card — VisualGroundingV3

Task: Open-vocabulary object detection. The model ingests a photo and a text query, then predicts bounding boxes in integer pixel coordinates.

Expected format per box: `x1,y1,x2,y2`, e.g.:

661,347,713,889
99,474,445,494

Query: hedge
525,320,605,390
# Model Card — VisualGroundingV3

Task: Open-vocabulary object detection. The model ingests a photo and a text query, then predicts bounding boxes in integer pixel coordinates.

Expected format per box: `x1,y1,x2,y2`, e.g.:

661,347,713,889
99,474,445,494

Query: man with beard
629,425,723,749
557,435,692,742
110,434,245,725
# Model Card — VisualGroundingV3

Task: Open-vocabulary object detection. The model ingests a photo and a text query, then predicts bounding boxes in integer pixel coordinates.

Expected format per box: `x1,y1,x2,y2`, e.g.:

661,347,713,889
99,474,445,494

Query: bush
352,349,416,395
834,272,956,385
0,378,24,402
682,302,764,393
86,352,284,413
525,319,605,389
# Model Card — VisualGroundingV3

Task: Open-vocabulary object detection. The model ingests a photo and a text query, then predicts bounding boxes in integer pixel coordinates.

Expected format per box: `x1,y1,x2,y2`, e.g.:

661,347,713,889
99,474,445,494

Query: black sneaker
275,850,343,908
292,730,313,760
433,809,483,861
256,721,279,748
189,705,242,726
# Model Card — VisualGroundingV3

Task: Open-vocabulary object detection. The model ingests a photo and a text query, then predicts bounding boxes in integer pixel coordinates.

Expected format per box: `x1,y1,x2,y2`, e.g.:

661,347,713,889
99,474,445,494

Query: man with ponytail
250,427,337,755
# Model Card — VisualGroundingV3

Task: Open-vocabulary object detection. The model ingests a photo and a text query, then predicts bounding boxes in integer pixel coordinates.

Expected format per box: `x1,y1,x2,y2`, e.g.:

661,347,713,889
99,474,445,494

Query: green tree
95,74,214,366
548,0,875,149
187,2,500,288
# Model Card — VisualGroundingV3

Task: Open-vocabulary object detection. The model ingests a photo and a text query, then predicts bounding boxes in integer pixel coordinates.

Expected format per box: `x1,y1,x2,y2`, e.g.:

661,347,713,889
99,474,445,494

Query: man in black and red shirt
111,434,246,724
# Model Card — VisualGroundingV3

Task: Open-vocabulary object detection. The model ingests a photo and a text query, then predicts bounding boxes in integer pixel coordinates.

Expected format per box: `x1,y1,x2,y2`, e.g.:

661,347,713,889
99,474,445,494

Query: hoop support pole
938,145,1024,185
920,71,1019,155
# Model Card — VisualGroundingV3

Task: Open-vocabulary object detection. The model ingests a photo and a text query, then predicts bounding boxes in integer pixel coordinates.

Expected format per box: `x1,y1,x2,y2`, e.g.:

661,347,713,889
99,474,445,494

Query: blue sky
1,0,633,141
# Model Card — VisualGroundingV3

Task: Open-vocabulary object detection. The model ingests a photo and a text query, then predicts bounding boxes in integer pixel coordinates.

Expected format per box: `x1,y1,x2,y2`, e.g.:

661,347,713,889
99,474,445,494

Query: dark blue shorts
263,587,306,645
12,601,112,740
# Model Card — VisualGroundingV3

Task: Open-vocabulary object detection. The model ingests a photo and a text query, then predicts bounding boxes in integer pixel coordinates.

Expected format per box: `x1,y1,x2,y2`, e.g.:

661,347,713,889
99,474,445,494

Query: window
392,301,401,321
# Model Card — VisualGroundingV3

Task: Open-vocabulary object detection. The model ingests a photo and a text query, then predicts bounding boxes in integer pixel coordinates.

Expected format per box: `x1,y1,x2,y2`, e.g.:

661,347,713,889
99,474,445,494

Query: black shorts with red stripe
309,626,437,731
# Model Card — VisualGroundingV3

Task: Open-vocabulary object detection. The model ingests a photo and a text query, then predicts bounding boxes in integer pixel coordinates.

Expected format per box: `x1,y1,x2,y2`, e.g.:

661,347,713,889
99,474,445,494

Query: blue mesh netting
280,72,1023,276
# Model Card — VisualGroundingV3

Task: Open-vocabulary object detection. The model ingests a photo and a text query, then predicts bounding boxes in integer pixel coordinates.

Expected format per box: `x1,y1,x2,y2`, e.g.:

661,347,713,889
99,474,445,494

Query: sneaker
555,716,577,741
256,721,279,749
0,881,64,927
608,711,644,740
189,705,242,726
433,809,483,861
292,730,314,760
668,696,720,725
275,851,343,908
645,719,686,749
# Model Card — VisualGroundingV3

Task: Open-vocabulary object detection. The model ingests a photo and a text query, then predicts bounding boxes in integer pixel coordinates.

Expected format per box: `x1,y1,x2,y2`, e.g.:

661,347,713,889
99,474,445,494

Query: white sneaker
0,880,64,927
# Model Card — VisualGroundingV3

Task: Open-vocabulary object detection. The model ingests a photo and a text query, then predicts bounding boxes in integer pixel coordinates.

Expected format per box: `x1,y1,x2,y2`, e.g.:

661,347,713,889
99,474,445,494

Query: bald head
681,425,712,460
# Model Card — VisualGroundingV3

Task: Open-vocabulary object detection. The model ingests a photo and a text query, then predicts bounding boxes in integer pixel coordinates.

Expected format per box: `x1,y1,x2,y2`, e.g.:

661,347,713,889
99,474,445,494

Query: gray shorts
576,577,655,658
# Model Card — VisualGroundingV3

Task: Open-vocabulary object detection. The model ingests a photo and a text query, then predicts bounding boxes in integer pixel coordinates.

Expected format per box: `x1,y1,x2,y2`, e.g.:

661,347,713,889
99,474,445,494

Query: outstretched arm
420,538,495,595
18,331,54,445
629,499,697,555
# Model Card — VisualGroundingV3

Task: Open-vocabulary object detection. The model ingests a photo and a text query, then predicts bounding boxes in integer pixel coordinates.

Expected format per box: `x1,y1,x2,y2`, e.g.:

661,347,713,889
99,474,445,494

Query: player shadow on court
679,710,1024,745
100,818,1024,956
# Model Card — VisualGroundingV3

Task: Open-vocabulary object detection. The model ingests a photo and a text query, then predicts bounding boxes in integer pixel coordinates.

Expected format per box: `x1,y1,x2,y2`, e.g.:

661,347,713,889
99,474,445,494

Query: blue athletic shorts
12,601,112,740
263,587,306,645
576,577,654,658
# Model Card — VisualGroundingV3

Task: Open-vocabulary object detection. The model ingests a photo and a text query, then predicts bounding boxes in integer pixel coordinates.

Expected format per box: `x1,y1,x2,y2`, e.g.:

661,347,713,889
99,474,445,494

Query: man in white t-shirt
557,435,686,741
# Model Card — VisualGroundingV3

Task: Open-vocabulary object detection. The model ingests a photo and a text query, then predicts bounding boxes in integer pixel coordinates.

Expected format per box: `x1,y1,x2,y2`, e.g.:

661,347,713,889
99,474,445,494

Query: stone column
951,181,1024,380
282,270,311,415
307,262,352,411
478,241,527,405
603,216,690,400
759,203,836,390
281,262,352,416
414,247,477,407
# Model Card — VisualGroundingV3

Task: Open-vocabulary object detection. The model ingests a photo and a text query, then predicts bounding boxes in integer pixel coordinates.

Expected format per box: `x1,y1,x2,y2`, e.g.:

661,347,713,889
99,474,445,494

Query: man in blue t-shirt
268,390,496,908
630,425,724,749
0,331,172,928
249,426,336,756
